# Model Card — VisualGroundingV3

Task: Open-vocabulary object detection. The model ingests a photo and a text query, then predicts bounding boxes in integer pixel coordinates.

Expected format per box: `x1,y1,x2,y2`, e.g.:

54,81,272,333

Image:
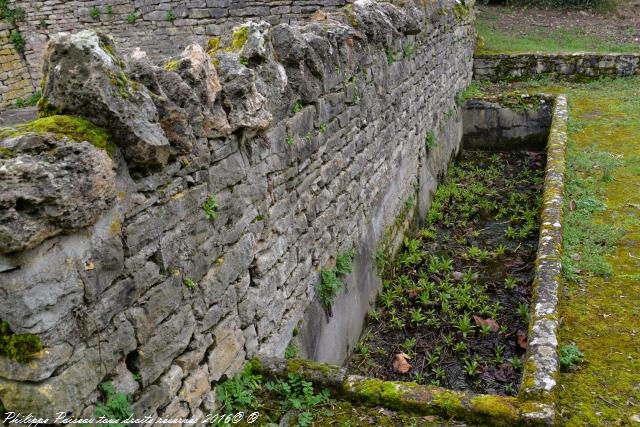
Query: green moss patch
0,115,116,158
0,320,43,363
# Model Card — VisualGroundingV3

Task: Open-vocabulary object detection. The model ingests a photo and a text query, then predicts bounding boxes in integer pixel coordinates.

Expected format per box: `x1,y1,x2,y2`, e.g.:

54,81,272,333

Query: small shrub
166,10,176,22
89,6,101,20
106,5,113,15
559,344,584,370
94,382,133,426
202,195,218,220
38,18,48,29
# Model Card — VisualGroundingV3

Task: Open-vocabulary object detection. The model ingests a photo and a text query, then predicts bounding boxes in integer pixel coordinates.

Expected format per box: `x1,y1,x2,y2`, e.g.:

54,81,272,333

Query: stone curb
473,53,640,81
516,96,568,426
253,356,553,426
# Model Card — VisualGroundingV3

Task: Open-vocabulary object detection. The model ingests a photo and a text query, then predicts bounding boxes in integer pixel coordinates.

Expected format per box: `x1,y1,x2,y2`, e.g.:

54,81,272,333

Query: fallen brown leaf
570,200,577,212
392,352,412,374
473,315,499,332
517,330,528,349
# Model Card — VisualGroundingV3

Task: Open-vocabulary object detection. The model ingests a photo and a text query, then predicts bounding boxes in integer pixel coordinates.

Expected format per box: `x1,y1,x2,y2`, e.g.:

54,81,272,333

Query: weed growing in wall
94,382,133,426
0,1,25,25
14,90,41,108
386,48,396,65
9,31,25,53
89,6,101,20
292,100,304,114
183,277,197,289
403,44,415,58
166,10,176,22
126,13,138,25
316,250,355,308
335,250,355,276
202,195,218,220
317,269,343,307
425,130,437,151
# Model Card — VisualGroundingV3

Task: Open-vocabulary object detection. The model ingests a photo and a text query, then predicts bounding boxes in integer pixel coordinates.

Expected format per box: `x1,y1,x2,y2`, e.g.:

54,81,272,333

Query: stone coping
519,95,568,400
473,52,640,81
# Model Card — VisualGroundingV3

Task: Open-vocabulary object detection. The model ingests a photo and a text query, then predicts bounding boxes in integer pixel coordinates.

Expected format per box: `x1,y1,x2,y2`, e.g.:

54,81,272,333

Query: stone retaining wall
0,22,36,109
474,52,640,81
0,0,475,421
1,0,351,109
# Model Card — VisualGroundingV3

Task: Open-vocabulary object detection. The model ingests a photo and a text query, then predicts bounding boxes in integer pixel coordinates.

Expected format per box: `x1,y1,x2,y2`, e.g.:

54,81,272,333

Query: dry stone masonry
0,21,37,108
0,0,475,420
0,0,351,107
474,52,640,82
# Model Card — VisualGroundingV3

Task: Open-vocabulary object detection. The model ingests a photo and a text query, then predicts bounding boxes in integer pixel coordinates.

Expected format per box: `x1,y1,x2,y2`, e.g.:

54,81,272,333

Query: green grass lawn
476,11,640,54
477,76,640,425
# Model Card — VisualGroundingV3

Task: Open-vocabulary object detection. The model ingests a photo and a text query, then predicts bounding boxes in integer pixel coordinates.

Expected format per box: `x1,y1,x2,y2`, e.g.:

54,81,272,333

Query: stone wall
0,0,475,421
0,22,36,108
474,52,640,81
0,0,350,108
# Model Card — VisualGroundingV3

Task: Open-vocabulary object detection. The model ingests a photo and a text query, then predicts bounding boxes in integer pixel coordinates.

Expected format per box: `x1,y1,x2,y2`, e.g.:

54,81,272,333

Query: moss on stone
164,59,179,72
286,358,340,377
431,388,465,416
0,115,116,158
344,4,359,28
0,320,43,363
107,69,134,99
470,395,520,423
0,147,15,159
36,96,61,118
453,3,470,22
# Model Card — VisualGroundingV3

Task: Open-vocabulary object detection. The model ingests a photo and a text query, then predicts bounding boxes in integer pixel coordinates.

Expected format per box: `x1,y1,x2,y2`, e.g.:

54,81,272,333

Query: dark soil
347,149,546,396
479,4,640,47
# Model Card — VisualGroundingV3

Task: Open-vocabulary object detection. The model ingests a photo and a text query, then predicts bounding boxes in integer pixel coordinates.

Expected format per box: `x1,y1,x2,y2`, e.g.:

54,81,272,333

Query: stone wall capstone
0,0,475,421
